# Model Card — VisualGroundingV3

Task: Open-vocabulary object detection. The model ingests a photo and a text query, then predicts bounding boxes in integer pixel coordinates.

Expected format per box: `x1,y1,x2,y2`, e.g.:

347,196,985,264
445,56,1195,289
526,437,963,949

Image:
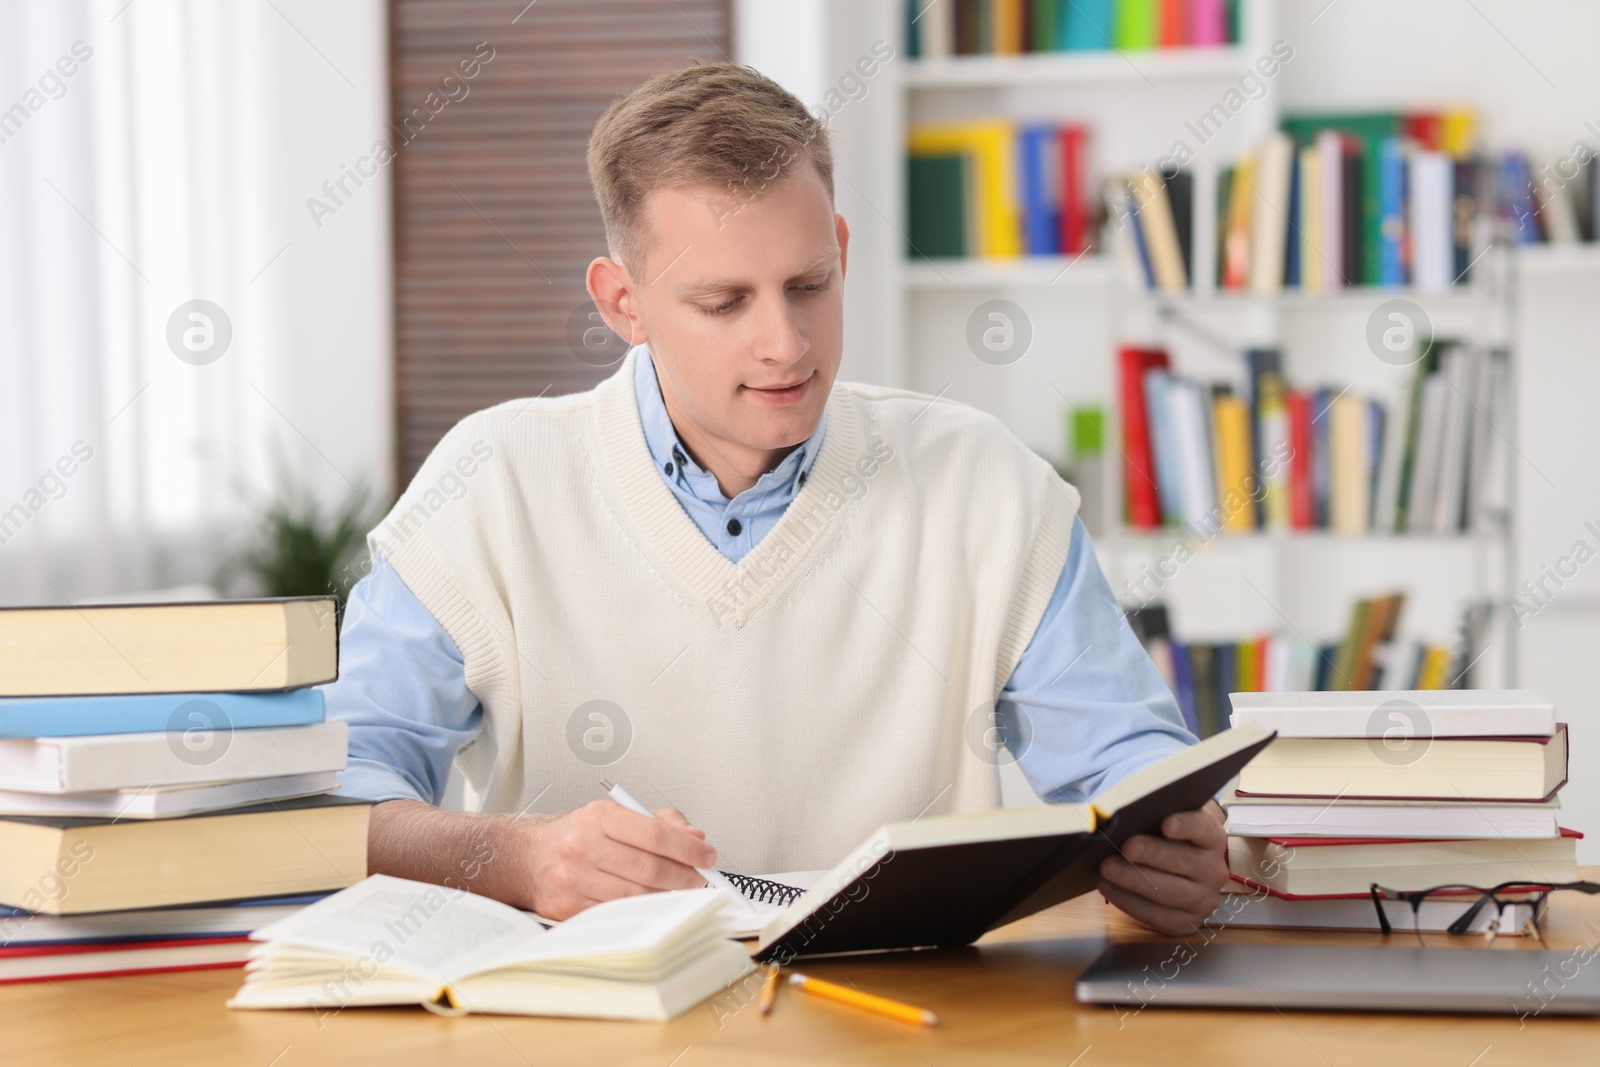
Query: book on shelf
1214,881,1548,935
0,597,337,697
1227,830,1581,897
1127,599,1501,739
1235,723,1569,801
1112,340,1510,536
0,795,369,915
908,0,1237,59
230,877,754,1022
907,118,1094,262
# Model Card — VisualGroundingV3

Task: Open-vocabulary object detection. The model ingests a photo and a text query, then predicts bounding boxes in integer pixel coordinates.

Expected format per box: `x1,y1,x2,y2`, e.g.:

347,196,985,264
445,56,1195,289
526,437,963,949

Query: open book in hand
755,723,1275,960
228,875,753,1021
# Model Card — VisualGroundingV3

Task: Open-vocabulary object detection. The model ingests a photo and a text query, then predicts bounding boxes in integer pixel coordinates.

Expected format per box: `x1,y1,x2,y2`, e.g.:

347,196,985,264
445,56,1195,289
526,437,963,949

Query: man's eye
695,297,740,316
795,281,830,295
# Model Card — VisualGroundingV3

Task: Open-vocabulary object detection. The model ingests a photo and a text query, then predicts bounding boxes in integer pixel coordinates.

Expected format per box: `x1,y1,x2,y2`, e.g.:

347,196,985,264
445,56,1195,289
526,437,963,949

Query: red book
1404,112,1443,152
1253,635,1268,691
0,936,251,984
1118,346,1170,529
1058,126,1091,255
1284,388,1314,528
1158,0,1187,46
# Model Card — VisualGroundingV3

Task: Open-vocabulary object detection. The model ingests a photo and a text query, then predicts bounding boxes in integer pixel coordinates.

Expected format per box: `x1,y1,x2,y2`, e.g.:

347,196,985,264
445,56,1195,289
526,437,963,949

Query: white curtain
0,0,393,605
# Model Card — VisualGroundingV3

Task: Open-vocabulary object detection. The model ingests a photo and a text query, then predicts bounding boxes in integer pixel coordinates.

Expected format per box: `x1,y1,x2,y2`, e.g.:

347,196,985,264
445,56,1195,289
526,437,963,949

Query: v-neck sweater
371,351,1079,873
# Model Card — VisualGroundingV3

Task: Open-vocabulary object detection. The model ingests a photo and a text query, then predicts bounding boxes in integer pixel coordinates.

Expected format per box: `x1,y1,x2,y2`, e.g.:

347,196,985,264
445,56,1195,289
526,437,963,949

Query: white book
0,720,347,794
1264,636,1293,692
1249,133,1294,294
1224,790,1561,839
1228,688,1556,738
1409,150,1454,291
1316,130,1344,290
1406,370,1450,533
1469,350,1510,530
1431,347,1475,533
1289,641,1319,692
916,0,953,59
0,770,338,819
1540,164,1582,243
1385,639,1424,691
1171,379,1219,526
230,877,753,1021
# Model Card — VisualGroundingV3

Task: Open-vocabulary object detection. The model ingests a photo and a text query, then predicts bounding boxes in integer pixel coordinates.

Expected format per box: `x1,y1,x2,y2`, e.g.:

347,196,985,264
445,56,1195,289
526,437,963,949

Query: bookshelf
879,0,1526,688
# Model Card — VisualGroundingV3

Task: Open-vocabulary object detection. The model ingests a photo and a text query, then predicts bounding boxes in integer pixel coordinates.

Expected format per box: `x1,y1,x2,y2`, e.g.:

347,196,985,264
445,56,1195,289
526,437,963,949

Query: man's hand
1096,799,1229,935
365,798,720,923
522,801,717,920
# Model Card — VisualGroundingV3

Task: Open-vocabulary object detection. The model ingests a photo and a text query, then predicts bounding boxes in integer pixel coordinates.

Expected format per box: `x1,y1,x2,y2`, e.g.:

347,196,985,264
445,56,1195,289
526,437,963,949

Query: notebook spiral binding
721,871,804,907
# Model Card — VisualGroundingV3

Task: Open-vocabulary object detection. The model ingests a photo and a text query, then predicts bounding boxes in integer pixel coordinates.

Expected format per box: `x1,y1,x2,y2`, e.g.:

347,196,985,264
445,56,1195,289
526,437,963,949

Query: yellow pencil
758,964,781,1016
788,972,940,1027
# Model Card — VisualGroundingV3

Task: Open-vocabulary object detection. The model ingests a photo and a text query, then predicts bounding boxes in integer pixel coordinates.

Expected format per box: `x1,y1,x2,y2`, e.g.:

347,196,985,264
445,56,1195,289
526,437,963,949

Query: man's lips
743,374,813,405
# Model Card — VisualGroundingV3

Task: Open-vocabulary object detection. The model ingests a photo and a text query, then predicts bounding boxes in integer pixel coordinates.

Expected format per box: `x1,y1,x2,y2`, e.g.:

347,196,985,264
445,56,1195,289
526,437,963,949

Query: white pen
599,779,755,911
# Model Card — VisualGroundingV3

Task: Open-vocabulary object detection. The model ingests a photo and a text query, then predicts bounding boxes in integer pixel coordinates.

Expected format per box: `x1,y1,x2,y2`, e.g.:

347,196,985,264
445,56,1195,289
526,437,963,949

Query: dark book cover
1167,169,1194,285
755,729,1276,961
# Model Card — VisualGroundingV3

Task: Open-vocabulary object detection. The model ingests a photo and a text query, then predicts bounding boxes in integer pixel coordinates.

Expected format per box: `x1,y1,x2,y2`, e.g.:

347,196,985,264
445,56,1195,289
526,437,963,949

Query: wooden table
11,873,1600,1067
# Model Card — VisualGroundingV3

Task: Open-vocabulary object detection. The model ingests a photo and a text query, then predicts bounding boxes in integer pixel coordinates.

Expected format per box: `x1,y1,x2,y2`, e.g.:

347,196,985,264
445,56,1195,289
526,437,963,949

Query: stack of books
0,597,368,983
908,0,1240,60
1116,340,1509,536
1215,689,1576,934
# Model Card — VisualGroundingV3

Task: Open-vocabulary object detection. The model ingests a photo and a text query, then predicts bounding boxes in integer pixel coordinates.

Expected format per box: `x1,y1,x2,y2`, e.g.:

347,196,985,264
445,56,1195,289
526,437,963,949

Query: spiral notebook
529,871,819,939
717,871,817,938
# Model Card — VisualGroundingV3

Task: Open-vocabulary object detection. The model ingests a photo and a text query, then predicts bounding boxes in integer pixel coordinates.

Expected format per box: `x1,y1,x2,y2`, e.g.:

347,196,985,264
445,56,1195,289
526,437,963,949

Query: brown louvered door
390,0,732,484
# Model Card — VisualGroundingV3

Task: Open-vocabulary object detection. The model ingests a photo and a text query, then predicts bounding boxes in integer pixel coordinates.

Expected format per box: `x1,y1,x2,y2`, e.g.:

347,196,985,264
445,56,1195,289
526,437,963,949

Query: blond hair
586,62,834,274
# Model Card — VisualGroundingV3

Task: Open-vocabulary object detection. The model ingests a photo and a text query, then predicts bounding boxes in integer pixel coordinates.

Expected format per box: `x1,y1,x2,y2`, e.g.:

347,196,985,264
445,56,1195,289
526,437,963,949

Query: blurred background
2,0,1599,849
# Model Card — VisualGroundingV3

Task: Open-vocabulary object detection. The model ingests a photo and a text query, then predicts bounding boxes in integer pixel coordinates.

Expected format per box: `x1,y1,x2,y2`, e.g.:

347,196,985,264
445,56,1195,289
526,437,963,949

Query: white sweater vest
371,351,1079,873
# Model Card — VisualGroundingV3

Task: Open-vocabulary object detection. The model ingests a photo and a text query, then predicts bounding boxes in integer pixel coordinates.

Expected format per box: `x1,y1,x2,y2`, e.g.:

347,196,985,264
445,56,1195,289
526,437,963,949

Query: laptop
1076,941,1600,1016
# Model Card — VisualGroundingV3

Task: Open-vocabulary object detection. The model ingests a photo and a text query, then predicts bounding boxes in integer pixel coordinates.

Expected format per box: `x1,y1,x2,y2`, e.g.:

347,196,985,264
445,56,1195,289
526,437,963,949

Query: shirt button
726,518,743,536
673,446,687,465
799,470,808,487
664,462,674,475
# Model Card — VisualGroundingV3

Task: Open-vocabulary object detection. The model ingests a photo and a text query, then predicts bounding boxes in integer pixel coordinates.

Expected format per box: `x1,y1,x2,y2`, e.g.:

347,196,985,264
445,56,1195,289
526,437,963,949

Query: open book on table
753,722,1274,960
228,876,753,1021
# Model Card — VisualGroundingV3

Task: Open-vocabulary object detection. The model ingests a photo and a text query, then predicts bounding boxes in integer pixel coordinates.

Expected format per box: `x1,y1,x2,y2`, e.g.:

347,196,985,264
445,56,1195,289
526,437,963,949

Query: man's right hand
519,801,719,920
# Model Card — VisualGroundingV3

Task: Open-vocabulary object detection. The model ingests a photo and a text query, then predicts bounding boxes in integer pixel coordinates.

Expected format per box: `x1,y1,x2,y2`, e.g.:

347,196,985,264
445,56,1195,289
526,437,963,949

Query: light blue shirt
326,351,1194,807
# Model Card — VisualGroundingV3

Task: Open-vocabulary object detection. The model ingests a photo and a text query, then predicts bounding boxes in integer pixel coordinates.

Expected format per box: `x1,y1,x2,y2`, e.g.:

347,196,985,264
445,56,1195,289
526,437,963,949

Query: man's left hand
1096,799,1229,935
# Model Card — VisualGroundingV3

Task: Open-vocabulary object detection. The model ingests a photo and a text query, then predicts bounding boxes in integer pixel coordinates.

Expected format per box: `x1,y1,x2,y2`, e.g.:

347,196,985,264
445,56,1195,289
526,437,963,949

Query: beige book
0,598,337,696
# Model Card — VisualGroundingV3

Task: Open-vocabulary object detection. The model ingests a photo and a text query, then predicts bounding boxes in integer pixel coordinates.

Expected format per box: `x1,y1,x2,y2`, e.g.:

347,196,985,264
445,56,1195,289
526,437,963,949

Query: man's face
619,166,847,461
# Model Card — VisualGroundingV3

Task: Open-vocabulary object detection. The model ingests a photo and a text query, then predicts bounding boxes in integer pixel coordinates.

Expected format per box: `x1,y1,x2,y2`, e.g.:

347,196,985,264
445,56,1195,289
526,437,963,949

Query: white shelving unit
882,0,1526,684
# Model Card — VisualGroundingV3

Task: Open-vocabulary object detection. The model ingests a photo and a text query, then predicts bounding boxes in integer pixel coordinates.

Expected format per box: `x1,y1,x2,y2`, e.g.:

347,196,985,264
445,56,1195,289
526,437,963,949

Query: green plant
217,466,388,618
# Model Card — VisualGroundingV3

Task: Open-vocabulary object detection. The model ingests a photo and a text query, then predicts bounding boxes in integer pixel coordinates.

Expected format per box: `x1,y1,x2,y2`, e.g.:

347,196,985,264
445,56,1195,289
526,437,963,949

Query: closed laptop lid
1076,941,1600,1016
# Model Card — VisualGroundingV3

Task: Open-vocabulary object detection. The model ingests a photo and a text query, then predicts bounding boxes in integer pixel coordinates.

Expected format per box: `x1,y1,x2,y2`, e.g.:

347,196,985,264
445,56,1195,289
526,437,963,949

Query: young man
327,63,1227,934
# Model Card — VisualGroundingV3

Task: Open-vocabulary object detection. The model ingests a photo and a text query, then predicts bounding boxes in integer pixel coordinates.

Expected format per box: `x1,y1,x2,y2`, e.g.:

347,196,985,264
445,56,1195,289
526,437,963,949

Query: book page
251,875,544,981
507,888,724,971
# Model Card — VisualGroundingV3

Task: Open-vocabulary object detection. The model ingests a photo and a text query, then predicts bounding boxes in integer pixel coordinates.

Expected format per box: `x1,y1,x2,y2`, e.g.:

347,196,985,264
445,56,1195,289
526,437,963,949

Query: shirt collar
631,344,827,507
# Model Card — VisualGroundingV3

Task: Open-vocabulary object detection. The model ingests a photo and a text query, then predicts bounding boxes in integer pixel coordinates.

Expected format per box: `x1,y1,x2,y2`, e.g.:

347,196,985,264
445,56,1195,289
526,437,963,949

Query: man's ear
835,213,850,278
585,256,645,345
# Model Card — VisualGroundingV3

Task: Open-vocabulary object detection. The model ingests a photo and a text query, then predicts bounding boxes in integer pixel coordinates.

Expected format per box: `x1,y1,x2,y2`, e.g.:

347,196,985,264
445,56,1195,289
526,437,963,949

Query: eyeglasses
1369,881,1600,948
